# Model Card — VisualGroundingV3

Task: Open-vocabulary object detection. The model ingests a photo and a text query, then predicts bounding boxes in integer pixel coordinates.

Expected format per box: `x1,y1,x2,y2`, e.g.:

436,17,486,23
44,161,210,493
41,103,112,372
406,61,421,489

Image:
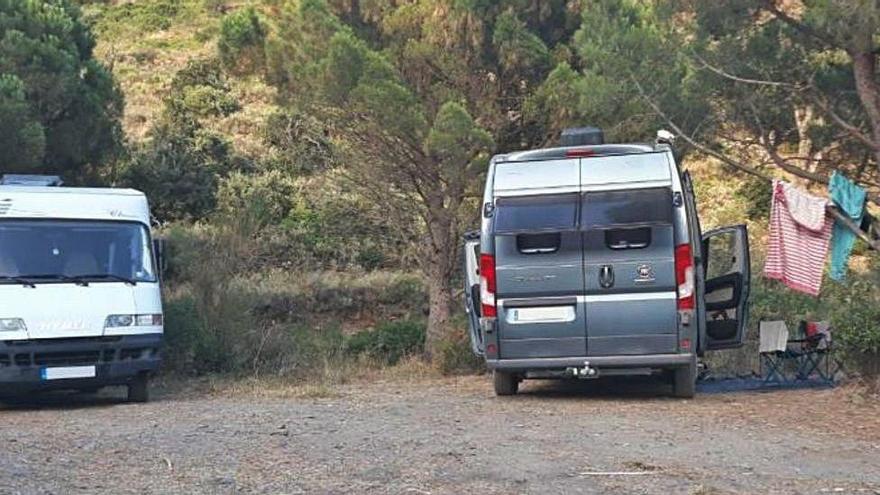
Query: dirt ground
1,376,879,495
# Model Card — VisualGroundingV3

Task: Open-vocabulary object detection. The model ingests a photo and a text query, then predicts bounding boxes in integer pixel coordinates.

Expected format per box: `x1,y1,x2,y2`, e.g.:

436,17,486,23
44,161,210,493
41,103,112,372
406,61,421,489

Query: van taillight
675,244,695,310
565,148,596,158
479,253,497,318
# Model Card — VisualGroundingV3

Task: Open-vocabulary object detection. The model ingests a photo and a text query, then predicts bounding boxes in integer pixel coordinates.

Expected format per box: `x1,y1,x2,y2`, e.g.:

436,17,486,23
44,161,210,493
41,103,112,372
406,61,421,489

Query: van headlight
0,318,27,332
105,314,163,328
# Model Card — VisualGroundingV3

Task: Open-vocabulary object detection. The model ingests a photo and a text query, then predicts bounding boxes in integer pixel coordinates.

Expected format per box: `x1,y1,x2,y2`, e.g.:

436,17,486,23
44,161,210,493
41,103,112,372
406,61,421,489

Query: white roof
493,152,673,196
0,186,151,224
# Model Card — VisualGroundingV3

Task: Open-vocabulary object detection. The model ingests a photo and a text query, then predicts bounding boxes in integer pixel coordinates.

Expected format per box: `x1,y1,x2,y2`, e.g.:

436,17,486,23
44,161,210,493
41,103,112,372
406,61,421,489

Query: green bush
826,260,880,379
346,320,426,365
161,292,202,372
120,58,246,222
216,170,298,225
435,328,484,376
218,6,267,75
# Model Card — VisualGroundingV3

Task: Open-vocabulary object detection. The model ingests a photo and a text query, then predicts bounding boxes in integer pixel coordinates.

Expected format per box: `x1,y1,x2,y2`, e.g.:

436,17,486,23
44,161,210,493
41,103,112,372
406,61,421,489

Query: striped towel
764,180,833,296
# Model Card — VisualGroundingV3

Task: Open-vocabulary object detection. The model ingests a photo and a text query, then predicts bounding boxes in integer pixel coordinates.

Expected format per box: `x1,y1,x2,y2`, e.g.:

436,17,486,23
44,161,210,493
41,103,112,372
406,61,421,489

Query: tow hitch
566,362,599,379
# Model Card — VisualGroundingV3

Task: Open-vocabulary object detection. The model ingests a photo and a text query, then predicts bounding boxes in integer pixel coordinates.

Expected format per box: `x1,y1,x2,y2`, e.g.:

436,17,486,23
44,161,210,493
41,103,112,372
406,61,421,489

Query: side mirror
152,238,168,280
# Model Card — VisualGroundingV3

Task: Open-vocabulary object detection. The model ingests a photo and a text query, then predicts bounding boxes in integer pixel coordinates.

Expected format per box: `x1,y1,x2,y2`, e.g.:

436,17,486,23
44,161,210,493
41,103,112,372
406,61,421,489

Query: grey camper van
463,128,750,398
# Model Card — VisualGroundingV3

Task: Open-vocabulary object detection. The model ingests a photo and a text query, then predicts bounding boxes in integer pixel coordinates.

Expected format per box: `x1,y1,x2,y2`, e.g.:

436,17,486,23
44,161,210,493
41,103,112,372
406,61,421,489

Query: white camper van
0,176,163,402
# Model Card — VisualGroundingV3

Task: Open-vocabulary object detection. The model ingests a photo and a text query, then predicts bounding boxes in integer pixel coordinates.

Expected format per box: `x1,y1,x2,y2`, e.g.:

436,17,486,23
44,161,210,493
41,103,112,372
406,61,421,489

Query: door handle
599,265,614,288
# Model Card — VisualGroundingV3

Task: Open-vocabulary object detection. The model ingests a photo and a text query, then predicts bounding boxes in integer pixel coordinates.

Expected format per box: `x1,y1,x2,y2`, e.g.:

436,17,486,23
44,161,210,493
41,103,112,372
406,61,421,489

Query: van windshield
0,220,156,284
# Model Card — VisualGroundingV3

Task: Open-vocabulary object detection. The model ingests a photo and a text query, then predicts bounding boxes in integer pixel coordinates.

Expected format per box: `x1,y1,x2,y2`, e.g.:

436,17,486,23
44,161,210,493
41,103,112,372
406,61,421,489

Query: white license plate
507,306,576,324
41,366,96,381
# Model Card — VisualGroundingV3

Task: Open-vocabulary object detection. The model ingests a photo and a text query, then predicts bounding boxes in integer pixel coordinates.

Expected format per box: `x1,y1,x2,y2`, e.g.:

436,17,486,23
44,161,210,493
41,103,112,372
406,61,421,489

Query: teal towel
828,171,866,281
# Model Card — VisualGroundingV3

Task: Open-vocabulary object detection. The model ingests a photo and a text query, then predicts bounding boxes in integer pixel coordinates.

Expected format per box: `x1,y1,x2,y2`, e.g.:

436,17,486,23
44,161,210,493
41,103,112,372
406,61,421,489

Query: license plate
41,366,96,381
507,306,576,324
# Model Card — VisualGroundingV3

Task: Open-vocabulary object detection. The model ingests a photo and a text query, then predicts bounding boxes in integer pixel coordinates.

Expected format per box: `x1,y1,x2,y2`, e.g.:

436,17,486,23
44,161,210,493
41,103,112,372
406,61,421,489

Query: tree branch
810,92,879,150
631,76,880,206
759,0,843,51
688,52,802,89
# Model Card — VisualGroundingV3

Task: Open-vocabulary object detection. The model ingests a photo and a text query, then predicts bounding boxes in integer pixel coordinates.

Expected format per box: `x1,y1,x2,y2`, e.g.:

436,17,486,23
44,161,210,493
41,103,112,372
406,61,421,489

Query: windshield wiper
69,274,137,286
0,276,37,288
10,274,90,286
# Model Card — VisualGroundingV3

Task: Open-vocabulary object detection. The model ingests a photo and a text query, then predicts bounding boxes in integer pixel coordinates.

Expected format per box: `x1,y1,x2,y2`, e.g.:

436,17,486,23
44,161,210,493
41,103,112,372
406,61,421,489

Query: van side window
605,227,651,250
705,233,737,279
581,188,673,228
517,233,561,254
494,193,578,234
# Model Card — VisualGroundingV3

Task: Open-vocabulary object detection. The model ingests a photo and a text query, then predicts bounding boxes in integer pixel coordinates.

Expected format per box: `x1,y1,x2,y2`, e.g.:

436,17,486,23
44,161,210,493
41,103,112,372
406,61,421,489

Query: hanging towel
828,171,866,281
764,180,833,296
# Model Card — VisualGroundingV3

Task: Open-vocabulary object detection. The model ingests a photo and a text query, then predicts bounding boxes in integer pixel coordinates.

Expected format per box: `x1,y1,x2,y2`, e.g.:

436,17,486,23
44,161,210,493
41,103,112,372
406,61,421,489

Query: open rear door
702,225,750,350
462,232,484,356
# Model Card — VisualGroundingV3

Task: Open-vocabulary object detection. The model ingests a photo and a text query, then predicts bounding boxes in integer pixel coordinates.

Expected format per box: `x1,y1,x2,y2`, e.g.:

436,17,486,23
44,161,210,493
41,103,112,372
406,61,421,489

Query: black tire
672,356,697,399
127,374,150,403
493,371,518,396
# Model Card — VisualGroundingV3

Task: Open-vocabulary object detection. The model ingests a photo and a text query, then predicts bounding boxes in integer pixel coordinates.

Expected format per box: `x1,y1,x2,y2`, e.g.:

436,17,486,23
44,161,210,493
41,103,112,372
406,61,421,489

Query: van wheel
493,371,518,396
128,374,150,403
672,357,697,399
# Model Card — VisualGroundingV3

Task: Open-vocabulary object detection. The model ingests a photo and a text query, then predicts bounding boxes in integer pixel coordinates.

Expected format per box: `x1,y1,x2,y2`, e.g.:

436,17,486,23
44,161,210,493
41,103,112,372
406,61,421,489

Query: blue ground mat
697,376,835,394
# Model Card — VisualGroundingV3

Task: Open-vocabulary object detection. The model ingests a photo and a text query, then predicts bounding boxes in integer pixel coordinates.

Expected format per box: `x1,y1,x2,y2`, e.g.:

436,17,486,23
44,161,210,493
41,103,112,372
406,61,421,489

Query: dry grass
88,0,277,153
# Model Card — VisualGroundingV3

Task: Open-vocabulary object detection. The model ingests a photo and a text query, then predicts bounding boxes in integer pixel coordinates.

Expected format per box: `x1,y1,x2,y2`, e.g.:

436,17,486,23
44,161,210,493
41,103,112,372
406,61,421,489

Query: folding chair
759,321,789,384
796,321,839,383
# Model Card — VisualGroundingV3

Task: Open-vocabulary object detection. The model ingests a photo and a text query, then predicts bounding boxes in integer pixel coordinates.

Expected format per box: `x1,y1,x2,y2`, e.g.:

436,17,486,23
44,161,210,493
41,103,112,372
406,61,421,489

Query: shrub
262,110,334,175
161,291,202,372
166,58,240,120
218,6,267,75
346,320,426,365
826,259,880,381
120,59,246,222
435,325,484,376
216,170,298,225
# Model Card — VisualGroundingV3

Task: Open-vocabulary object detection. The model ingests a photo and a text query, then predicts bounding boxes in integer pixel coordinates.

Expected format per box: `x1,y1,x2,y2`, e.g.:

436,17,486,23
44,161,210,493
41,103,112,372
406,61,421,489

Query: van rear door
582,188,679,356
702,225,750,350
463,232,483,356
493,193,587,359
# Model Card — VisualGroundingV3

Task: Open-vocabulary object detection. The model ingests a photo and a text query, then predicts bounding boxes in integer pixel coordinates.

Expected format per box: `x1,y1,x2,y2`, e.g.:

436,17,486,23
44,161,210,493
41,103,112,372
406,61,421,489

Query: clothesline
764,176,872,296
719,165,879,252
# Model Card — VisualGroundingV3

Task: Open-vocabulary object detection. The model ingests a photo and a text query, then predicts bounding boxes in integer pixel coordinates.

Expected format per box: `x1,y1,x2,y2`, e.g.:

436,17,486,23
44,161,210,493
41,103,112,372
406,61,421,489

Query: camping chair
759,321,790,384
794,321,838,382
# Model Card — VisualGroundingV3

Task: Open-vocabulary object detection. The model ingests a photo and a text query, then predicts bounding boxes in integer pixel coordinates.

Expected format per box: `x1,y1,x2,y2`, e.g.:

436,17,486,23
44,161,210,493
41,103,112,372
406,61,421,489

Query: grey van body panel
469,142,750,384
487,353,693,372
484,149,690,362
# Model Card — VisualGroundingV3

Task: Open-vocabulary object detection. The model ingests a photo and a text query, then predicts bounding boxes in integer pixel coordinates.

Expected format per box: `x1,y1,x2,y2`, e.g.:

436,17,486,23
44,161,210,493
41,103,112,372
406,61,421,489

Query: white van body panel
0,186,162,341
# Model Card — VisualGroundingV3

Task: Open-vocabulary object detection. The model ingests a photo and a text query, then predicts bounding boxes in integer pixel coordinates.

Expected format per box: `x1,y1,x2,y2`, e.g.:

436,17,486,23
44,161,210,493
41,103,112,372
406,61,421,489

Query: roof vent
0,174,64,186
561,127,604,147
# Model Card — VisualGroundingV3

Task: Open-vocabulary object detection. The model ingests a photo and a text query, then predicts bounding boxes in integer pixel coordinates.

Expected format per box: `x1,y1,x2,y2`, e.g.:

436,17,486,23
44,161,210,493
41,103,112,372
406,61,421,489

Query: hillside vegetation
4,0,878,383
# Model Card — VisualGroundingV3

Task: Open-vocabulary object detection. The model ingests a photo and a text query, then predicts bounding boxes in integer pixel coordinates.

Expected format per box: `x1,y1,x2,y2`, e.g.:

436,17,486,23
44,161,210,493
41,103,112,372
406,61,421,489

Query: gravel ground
1,376,879,495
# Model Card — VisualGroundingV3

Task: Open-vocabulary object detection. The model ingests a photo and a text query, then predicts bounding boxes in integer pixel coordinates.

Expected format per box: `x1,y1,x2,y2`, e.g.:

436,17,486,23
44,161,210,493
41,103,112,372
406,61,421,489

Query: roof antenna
656,129,675,146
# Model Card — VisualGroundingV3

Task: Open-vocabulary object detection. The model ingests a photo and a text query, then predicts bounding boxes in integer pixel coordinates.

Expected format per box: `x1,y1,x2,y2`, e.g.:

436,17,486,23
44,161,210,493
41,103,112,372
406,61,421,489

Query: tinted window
605,227,651,250
494,194,578,234
517,233,561,254
582,188,673,228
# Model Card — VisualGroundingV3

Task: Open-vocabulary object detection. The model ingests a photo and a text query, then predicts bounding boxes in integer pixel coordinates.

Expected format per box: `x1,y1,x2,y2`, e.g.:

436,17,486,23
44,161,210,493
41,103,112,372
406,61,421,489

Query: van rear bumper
487,353,693,372
0,334,161,393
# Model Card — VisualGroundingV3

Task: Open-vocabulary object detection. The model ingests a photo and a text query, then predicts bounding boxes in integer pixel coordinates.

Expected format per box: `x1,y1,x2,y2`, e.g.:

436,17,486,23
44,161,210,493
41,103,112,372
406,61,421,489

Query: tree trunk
851,51,880,175
424,261,454,361
794,104,816,171
421,196,461,361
